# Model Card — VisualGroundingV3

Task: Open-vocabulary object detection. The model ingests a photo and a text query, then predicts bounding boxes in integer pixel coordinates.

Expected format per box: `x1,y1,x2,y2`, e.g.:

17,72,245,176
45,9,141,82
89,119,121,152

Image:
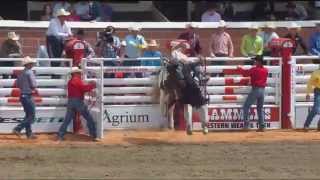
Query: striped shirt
209,31,234,56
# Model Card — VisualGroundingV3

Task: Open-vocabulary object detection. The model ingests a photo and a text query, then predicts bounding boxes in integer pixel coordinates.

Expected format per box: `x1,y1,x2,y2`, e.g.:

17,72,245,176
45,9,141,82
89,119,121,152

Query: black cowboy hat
105,26,115,34
251,55,264,63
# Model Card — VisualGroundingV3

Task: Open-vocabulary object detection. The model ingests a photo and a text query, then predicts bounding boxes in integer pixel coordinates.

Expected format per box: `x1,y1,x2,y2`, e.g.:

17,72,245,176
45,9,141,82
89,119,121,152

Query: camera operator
96,26,121,78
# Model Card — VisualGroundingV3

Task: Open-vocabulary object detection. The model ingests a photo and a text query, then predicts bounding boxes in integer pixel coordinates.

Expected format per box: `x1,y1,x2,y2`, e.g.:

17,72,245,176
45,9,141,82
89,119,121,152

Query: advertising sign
103,105,166,129
0,107,71,133
192,106,280,130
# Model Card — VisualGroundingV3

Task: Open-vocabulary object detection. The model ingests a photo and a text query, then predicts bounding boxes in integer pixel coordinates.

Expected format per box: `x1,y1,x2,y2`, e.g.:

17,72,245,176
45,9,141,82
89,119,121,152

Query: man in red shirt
57,67,98,141
237,55,268,132
64,29,95,67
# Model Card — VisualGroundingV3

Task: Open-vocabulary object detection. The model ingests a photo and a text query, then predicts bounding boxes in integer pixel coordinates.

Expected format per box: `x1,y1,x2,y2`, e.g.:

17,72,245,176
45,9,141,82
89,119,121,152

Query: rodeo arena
2,1,320,179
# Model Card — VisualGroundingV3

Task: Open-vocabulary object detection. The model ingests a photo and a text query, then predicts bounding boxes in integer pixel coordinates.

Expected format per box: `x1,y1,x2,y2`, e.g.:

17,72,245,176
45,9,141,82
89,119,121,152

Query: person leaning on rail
302,68,320,132
57,67,99,141
12,56,38,139
237,55,268,132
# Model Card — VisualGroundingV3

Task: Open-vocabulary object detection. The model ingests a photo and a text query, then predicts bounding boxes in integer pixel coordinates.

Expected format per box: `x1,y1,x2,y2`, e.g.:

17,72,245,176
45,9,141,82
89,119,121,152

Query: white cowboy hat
289,22,301,29
8,32,19,41
121,40,127,46
250,24,260,30
147,39,159,47
71,67,82,74
265,22,276,29
22,56,36,66
217,20,227,28
128,25,141,31
56,8,70,17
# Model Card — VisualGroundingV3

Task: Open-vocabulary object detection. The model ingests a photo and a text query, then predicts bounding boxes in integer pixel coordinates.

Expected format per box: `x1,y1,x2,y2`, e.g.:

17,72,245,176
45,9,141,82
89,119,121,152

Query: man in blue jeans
237,55,268,132
303,68,320,131
58,67,98,141
12,56,38,139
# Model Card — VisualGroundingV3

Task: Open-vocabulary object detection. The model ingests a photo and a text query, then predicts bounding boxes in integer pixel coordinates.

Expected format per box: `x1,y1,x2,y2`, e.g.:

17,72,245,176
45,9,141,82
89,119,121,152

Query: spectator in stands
124,25,147,78
99,2,113,22
88,1,101,21
284,2,308,20
221,1,234,21
251,1,275,21
0,32,23,78
142,40,162,77
0,32,23,58
96,26,121,78
66,8,81,22
12,56,38,139
284,22,308,55
209,20,234,59
308,22,320,63
258,22,279,56
309,22,320,56
73,1,100,21
201,2,221,22
40,4,53,21
36,45,50,67
64,29,95,67
240,25,264,63
53,2,71,17
46,8,72,62
57,67,98,141
178,23,201,57
209,20,233,76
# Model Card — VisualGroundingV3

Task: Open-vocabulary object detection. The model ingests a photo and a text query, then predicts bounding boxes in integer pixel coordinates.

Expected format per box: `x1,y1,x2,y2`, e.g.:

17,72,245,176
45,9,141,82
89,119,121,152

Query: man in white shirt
46,8,72,63
201,2,221,22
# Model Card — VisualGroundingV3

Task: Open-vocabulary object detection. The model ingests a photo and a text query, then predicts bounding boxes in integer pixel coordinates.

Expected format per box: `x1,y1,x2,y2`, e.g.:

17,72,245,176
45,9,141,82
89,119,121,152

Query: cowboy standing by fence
12,56,37,139
302,68,320,131
57,67,98,141
237,55,268,132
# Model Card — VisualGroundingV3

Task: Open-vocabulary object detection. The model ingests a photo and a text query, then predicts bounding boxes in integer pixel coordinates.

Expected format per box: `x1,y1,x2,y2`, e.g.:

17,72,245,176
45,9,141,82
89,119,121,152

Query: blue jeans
304,88,320,128
58,98,97,138
243,87,265,129
14,94,35,137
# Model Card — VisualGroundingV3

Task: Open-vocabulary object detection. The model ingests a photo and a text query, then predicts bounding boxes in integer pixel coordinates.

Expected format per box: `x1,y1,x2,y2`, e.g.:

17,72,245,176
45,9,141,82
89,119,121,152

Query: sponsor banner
192,106,280,130
295,105,318,128
0,107,71,133
103,105,166,129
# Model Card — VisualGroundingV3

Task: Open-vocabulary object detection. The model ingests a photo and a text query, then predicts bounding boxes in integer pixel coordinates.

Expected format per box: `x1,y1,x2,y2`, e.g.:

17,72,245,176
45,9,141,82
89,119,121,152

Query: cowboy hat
128,25,141,31
147,39,159,47
250,24,259,30
217,20,227,28
56,8,70,17
8,32,19,41
185,23,198,29
70,67,82,74
121,40,127,46
251,55,264,63
265,22,276,29
288,22,301,29
22,56,36,66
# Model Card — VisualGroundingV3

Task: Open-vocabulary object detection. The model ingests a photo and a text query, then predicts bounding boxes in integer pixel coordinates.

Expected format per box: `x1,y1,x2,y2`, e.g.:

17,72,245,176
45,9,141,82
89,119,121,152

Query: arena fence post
280,39,294,129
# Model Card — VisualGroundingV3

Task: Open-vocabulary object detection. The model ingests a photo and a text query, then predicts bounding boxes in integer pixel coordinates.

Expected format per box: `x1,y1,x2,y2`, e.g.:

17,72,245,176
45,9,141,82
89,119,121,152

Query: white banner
103,105,166,129
0,107,71,133
192,106,281,130
295,105,319,128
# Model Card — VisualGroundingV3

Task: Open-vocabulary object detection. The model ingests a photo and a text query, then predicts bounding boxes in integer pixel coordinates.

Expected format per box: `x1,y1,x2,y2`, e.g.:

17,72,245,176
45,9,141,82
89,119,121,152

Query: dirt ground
0,129,320,179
